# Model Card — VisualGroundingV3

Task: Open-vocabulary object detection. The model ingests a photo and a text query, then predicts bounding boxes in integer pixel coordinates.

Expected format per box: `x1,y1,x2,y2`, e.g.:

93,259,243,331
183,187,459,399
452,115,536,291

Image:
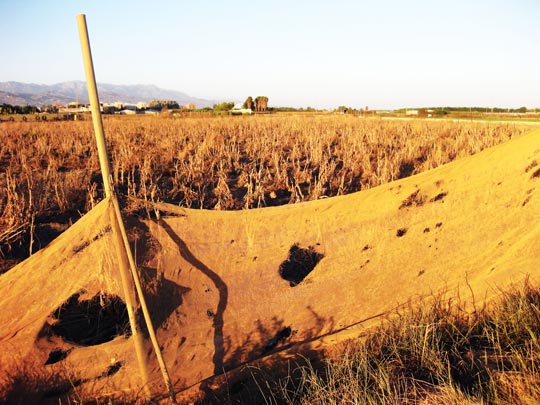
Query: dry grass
244,279,540,405
0,114,529,270
0,113,536,403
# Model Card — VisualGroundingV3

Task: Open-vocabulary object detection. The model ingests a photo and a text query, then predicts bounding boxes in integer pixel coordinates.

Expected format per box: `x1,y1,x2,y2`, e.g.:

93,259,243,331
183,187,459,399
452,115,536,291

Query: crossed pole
76,14,177,404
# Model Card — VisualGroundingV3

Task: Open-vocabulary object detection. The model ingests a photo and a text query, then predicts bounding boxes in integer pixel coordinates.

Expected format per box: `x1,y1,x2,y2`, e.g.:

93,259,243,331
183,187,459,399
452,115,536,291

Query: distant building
119,109,137,115
406,110,419,116
230,103,252,115
67,101,84,109
123,104,137,111
60,102,90,113
143,109,160,115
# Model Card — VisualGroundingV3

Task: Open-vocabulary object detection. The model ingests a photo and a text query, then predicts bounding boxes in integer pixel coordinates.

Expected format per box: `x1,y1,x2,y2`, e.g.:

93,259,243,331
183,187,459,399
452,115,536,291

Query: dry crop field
0,114,530,271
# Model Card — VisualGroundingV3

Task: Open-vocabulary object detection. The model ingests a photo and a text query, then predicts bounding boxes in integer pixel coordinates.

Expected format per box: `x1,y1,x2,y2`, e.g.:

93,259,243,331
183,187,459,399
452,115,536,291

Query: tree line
242,96,269,111
208,96,270,113
148,100,179,110
5,99,536,116
0,104,43,114
396,106,539,114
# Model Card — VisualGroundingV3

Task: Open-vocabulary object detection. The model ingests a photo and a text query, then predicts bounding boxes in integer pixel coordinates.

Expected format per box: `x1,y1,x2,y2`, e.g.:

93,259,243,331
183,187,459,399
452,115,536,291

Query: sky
2,0,540,109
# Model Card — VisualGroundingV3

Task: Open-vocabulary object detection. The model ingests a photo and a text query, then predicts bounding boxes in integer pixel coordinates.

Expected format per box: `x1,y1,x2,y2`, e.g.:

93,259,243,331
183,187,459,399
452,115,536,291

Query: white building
230,103,252,115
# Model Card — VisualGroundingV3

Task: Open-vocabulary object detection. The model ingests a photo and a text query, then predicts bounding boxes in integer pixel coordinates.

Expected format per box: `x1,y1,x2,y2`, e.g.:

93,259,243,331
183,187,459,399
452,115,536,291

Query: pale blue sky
2,1,539,109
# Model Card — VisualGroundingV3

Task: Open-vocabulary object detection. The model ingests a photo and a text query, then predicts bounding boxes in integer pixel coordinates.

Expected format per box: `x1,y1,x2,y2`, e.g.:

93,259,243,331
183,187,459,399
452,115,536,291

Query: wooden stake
75,15,113,199
76,13,151,399
76,14,177,403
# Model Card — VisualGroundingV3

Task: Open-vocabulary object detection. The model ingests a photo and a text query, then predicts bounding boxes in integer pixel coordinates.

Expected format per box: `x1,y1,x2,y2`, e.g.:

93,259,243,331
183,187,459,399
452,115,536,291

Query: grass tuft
243,279,540,404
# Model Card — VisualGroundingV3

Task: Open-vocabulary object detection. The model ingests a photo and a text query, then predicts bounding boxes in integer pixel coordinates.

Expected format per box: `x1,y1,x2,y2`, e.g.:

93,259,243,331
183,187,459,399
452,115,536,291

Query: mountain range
0,81,216,108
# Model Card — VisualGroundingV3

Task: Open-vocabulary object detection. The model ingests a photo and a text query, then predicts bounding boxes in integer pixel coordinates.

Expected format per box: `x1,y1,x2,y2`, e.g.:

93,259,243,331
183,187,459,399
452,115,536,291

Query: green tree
40,104,59,113
167,100,180,109
21,105,37,114
213,102,235,112
0,103,14,114
149,100,164,110
254,96,269,112
243,96,254,110
149,100,179,110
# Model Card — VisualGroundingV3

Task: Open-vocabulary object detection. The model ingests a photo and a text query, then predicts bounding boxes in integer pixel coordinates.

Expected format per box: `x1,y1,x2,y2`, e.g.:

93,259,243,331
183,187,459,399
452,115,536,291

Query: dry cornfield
0,114,530,271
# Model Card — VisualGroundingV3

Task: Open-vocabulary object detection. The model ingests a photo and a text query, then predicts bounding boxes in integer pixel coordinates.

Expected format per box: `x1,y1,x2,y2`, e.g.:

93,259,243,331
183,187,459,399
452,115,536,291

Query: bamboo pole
76,14,177,403
76,14,151,399
108,204,151,398
75,15,113,199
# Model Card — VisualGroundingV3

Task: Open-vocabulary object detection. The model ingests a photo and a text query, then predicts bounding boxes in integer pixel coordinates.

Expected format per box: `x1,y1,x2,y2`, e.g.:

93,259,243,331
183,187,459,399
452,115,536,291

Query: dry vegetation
0,113,537,404
0,114,529,271
264,280,540,405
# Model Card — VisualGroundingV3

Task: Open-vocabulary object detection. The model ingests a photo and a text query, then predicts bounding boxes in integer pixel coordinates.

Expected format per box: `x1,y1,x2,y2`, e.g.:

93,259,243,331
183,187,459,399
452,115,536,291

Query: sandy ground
1,128,540,403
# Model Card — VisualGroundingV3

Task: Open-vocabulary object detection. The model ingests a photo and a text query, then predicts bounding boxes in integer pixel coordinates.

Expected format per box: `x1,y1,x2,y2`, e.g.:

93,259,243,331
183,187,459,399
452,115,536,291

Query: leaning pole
76,14,177,403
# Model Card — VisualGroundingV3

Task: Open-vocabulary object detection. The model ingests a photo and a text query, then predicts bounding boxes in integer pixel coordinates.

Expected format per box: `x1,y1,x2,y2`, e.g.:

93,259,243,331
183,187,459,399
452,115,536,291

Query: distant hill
0,81,217,108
